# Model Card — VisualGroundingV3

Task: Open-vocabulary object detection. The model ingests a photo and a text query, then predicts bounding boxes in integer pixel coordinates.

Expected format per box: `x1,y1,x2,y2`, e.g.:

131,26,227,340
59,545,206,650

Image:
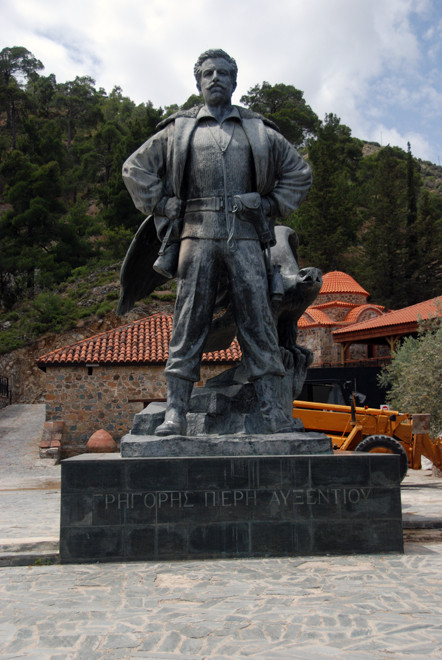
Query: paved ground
0,404,441,659
0,404,60,554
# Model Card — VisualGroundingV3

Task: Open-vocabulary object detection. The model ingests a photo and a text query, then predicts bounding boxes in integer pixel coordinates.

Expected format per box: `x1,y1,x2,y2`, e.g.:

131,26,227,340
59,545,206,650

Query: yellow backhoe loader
293,393,442,481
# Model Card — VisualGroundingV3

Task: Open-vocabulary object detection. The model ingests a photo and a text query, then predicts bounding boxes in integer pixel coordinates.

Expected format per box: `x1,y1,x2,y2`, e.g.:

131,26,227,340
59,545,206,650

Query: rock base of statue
129,366,303,437
120,431,330,457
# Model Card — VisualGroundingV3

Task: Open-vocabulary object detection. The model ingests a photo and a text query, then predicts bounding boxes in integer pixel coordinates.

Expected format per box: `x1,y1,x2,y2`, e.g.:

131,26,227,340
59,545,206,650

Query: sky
2,0,441,164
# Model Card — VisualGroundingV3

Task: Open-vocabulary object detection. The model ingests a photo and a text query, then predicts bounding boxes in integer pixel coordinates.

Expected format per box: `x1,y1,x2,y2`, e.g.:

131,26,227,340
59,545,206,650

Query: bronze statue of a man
122,49,312,436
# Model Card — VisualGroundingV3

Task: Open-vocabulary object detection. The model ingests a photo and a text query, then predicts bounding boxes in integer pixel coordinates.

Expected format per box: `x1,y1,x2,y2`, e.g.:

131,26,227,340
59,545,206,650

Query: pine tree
291,114,362,271
354,147,406,308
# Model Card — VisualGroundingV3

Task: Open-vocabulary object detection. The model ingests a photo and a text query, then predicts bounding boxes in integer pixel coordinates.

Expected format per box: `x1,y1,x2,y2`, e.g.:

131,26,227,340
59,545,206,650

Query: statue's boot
155,376,193,436
254,374,295,434
153,242,180,279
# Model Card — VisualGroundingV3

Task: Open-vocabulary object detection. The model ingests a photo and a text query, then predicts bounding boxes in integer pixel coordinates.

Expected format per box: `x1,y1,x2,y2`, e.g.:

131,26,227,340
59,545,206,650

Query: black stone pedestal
60,452,403,563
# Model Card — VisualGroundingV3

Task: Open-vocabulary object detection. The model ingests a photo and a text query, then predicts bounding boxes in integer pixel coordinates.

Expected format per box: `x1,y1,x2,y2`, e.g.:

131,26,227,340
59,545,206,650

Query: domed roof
319,271,369,297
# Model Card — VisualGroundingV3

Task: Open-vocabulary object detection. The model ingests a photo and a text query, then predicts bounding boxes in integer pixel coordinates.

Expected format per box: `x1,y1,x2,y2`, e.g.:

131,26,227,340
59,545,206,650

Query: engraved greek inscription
270,491,280,505
118,493,131,509
170,491,182,507
183,492,194,507
280,490,291,505
158,492,169,507
246,490,257,506
233,490,243,505
292,490,304,504
100,486,373,515
132,493,142,507
221,491,232,507
331,489,340,504
144,493,156,508
318,489,330,504
105,494,115,509
348,489,361,504
203,489,257,506
205,491,216,507
266,488,373,506
306,490,317,505
102,492,142,509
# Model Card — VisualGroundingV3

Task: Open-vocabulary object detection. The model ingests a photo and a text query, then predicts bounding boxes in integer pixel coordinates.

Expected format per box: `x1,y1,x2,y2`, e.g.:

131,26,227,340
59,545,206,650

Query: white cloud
363,123,433,161
1,0,441,163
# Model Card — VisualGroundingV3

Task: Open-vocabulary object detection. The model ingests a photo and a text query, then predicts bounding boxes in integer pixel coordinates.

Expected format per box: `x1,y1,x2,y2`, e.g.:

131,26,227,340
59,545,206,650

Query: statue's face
199,57,234,106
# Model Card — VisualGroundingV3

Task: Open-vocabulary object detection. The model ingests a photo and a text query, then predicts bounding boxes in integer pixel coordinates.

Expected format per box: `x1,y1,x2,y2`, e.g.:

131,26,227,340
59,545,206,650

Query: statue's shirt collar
197,105,242,125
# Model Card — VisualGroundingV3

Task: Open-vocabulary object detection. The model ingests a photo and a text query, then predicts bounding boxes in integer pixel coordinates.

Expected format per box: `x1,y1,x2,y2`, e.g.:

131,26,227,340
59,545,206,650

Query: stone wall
318,293,367,305
349,343,370,361
298,327,340,365
319,305,353,322
357,307,383,322
44,362,232,457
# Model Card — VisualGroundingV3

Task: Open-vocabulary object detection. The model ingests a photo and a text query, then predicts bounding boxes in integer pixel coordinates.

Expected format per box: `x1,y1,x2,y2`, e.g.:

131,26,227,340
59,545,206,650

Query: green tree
27,291,78,335
291,113,362,271
240,81,318,146
26,73,57,118
86,120,126,184
101,86,136,125
404,142,422,304
0,152,65,296
379,314,442,437
0,46,43,85
38,200,99,287
96,101,164,231
55,75,103,151
414,189,442,301
352,146,411,308
18,116,66,165
0,47,43,148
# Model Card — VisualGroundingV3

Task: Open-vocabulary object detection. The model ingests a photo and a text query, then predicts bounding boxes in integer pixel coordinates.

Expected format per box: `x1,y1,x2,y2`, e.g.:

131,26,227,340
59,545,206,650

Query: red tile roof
37,313,241,367
333,297,441,341
298,308,343,328
319,271,369,297
313,301,356,310
344,304,385,324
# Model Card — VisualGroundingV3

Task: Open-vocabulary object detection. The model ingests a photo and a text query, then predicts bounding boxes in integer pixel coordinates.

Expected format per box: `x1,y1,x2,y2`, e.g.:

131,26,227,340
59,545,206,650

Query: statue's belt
185,197,236,213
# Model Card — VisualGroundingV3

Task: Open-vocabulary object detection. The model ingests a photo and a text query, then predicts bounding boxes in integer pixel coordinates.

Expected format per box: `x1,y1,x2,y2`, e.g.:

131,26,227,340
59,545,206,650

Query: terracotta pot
86,429,117,453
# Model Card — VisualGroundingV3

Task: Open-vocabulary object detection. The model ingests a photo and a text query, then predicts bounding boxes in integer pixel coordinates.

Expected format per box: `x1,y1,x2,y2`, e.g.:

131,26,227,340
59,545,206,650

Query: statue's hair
194,49,238,91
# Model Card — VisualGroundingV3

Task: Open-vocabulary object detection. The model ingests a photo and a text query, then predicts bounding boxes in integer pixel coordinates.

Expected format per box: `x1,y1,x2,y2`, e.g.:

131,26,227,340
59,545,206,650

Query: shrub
378,317,442,436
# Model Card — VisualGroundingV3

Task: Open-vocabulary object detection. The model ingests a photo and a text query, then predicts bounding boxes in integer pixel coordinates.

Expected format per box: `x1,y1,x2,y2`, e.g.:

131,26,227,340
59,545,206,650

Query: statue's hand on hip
164,197,183,220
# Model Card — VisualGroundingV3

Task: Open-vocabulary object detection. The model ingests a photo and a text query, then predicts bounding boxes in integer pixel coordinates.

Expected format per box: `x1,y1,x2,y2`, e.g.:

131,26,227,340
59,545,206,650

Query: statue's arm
122,127,170,216
264,131,312,219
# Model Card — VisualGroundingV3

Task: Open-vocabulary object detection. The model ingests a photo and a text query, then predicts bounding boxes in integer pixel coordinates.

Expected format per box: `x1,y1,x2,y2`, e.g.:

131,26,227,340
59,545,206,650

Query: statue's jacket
122,105,312,241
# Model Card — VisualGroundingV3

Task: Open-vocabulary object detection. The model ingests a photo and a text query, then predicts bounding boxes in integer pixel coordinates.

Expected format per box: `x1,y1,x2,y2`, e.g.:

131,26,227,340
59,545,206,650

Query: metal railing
0,376,11,404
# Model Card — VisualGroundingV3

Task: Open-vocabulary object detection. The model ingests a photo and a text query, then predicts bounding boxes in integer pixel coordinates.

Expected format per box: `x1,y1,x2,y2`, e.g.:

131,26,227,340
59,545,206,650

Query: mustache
208,82,227,90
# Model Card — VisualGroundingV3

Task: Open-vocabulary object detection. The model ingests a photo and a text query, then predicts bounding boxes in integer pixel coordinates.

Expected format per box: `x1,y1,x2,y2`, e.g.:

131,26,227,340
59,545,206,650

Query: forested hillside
1,47,441,355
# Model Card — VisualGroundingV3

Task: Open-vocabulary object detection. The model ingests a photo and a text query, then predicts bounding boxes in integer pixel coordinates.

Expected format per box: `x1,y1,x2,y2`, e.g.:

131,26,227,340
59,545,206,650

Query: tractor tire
354,434,408,481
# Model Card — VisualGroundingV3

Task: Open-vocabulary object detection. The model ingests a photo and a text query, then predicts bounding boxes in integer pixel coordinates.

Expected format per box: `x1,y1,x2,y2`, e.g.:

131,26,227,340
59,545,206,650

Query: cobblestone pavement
1,405,442,659
1,548,442,659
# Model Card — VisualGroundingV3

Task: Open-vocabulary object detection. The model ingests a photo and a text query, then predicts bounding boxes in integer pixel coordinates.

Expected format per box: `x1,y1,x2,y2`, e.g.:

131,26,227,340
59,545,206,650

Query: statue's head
194,49,238,93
